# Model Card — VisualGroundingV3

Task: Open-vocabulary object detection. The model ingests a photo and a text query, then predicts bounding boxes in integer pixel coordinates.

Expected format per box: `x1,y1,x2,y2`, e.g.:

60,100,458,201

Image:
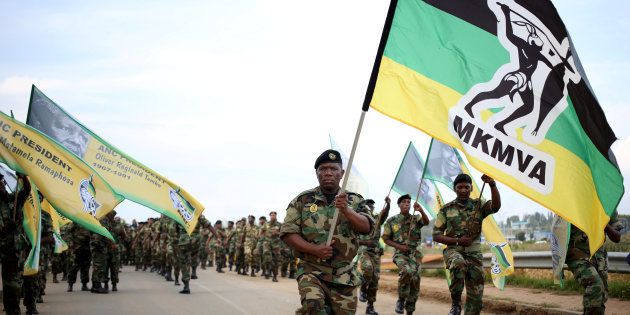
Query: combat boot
359,289,367,302
91,281,100,293
250,268,256,277
272,273,278,282
104,282,109,291
288,271,295,279
25,306,39,315
229,263,233,271
264,270,270,279
395,299,405,314
98,282,109,294
201,261,206,270
67,283,73,292
36,295,43,303
448,301,461,315
281,269,287,278
53,274,59,283
61,273,67,281
165,271,173,282
81,283,90,291
112,282,118,292
191,267,198,279
174,275,180,286
217,265,225,273
179,280,190,294
366,301,378,315
208,260,213,267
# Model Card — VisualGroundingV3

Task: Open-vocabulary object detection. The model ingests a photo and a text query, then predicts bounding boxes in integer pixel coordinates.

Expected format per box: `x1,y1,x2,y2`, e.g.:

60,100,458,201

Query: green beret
314,149,342,169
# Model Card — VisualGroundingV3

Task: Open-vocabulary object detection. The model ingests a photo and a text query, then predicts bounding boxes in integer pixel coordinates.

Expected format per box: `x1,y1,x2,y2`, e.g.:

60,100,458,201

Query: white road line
194,283,250,315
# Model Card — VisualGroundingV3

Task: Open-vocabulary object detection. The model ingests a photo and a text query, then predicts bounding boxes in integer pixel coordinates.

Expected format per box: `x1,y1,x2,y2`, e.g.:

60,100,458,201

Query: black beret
228,221,234,224
314,149,342,169
453,173,472,187
259,216,266,220
215,220,222,225
397,194,411,204
365,199,375,205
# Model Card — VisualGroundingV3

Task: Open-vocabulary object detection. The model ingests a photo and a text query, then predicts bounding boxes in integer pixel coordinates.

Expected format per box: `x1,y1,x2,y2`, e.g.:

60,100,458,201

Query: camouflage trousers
52,252,67,276
215,246,226,268
191,239,200,268
67,247,91,284
167,243,180,278
177,243,192,282
263,240,282,276
567,251,609,315
22,274,39,310
228,242,236,267
245,244,257,269
91,245,109,283
281,248,298,276
444,248,484,315
1,246,24,314
359,250,381,303
393,253,421,312
107,247,121,284
296,274,358,315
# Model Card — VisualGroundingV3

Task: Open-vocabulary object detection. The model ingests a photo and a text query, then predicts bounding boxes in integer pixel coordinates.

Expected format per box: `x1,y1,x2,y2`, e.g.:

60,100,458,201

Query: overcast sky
1,0,629,224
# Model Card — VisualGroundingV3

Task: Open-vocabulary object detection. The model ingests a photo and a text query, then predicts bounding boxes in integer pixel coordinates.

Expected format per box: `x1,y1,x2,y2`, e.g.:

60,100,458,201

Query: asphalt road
35,266,473,315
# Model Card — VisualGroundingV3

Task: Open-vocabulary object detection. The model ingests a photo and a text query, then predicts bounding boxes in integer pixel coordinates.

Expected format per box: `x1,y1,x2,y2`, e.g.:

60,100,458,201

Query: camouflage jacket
383,213,424,259
568,211,623,259
0,190,28,250
433,198,495,252
226,227,236,245
69,223,92,250
280,186,373,286
266,221,282,244
359,207,388,255
244,223,259,248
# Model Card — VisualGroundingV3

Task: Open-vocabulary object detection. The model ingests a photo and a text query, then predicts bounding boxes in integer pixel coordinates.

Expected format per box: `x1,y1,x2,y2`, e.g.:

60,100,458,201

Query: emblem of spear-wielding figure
464,2,576,137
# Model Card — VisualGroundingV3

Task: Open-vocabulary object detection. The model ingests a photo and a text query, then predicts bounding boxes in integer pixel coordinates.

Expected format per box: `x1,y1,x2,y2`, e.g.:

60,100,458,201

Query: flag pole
324,0,398,247
325,110,367,247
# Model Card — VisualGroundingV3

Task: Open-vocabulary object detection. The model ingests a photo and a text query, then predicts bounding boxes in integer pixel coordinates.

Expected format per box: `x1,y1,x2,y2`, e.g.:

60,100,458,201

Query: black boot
165,271,173,281
448,301,461,315
53,274,59,283
201,261,206,270
217,265,224,273
61,274,68,281
281,269,287,278
81,283,90,291
359,289,367,302
366,301,378,315
36,295,43,303
179,280,190,294
250,268,256,277
229,263,233,271
91,281,100,293
272,274,278,282
208,260,213,267
289,270,295,279
174,275,180,286
104,282,109,291
25,306,39,315
395,299,405,314
191,267,198,279
67,283,73,292
112,282,118,292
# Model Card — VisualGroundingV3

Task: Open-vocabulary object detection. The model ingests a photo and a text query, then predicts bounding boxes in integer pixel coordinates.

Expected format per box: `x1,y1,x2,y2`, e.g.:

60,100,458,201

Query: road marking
194,283,249,315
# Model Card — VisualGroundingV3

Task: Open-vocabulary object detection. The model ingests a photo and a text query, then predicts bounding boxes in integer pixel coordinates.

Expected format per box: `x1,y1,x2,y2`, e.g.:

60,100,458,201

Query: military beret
269,211,277,215
259,216,267,220
397,194,411,204
453,173,472,188
215,220,222,225
365,199,375,205
228,221,234,224
314,149,342,169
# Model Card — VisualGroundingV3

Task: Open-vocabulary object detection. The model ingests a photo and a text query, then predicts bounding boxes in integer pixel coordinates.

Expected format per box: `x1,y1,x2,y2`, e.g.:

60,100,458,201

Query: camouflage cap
314,149,342,169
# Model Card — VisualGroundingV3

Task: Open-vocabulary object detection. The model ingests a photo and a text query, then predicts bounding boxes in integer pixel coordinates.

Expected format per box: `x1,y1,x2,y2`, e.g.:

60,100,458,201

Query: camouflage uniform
382,213,424,313
109,217,128,289
234,223,246,274
213,227,227,271
264,220,283,280
433,198,497,315
67,223,92,290
37,211,55,300
256,221,267,275
177,223,193,291
226,226,236,270
358,205,388,305
166,219,180,284
280,187,373,315
244,222,259,275
90,216,113,292
0,183,29,315
201,227,212,268
566,211,623,315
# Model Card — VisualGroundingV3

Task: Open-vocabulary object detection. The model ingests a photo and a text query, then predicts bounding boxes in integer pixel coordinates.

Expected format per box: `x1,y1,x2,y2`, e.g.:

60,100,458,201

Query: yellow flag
27,85,204,234
41,199,69,253
0,111,122,239
22,177,41,276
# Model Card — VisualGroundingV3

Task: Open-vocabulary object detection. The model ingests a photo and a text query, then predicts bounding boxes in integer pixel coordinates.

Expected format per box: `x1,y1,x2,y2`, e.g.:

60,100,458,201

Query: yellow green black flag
365,0,623,254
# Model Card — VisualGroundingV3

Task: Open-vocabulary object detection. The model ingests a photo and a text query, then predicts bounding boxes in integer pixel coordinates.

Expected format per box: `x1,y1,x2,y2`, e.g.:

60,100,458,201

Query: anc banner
27,86,204,234
0,111,121,240
41,199,69,253
424,139,514,289
367,0,623,254
22,177,41,276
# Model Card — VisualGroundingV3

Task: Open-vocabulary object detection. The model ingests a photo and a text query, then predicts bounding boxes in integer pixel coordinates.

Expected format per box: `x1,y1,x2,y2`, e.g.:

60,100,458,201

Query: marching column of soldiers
0,151,624,315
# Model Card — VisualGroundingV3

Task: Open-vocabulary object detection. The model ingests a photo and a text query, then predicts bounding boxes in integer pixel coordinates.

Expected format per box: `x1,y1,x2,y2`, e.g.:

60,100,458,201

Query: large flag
424,139,514,289
367,0,623,254
329,135,369,197
41,199,69,253
0,111,121,240
22,177,42,276
27,86,205,234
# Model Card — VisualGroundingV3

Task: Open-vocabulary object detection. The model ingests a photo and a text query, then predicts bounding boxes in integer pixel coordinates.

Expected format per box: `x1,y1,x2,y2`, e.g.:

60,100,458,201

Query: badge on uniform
309,204,318,213
393,224,399,233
